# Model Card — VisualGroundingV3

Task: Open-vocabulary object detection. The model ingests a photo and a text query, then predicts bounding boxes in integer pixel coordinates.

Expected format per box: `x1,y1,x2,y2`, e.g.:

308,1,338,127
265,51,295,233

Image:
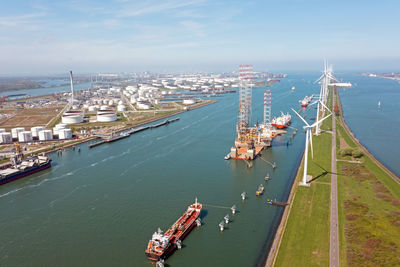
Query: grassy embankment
274,92,333,266
335,90,400,266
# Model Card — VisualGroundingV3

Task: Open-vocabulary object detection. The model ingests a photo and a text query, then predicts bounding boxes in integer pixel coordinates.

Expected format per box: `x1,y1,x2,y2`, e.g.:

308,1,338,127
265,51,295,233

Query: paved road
330,95,340,267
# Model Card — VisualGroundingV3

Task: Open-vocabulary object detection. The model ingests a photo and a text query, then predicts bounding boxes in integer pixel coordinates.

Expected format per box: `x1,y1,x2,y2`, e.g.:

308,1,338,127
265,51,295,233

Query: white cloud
116,0,206,17
0,13,45,28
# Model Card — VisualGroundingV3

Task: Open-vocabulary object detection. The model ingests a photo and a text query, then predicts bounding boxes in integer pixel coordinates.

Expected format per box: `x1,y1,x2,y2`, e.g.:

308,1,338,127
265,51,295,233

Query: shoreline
336,90,400,184
264,152,305,267
43,100,217,155
264,87,400,267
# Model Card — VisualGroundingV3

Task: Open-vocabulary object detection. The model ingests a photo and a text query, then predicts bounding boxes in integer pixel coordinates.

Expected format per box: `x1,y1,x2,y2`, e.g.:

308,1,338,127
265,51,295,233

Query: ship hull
145,215,199,261
145,203,201,261
0,161,51,185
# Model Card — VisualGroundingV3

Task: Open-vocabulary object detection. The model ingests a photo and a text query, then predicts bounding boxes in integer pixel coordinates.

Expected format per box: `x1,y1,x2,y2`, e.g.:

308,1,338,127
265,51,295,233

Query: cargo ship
300,95,314,107
0,143,52,185
271,112,291,129
145,198,202,261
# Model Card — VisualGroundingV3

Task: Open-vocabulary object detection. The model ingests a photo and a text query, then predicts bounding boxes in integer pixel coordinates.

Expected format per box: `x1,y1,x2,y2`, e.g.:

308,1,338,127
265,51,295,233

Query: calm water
0,82,92,97
0,75,320,266
339,75,400,176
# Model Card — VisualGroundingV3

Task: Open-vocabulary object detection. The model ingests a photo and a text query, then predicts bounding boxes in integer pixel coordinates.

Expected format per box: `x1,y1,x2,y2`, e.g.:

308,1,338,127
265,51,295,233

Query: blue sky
0,0,399,75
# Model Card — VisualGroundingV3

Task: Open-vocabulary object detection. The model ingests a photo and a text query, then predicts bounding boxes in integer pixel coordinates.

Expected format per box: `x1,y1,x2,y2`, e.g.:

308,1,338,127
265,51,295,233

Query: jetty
89,118,180,149
267,200,288,207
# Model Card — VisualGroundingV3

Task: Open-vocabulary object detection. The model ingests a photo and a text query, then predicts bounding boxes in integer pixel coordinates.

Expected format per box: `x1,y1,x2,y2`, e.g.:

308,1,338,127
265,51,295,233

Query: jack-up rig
229,65,274,160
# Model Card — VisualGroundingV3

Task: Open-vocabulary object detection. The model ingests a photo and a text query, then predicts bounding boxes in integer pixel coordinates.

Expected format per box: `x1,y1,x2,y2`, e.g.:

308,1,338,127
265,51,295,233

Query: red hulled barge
145,198,202,261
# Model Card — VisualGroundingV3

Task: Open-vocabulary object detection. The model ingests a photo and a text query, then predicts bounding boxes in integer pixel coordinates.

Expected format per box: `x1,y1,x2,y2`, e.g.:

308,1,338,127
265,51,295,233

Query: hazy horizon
1,0,399,75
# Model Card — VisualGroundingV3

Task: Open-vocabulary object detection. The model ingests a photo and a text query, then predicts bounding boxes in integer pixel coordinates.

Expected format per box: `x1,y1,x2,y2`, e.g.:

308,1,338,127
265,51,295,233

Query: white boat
224,154,231,160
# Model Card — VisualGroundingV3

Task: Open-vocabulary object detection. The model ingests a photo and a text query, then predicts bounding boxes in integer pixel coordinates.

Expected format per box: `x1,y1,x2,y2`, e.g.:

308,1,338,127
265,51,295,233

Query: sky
0,0,399,75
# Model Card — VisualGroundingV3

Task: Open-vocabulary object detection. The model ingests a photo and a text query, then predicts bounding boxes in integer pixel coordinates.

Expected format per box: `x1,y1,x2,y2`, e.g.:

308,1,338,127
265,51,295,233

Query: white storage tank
0,128,6,133
11,127,25,139
183,99,196,105
38,130,53,141
103,99,108,104
58,128,72,140
97,110,117,122
108,100,114,106
117,105,126,112
137,102,151,110
61,110,84,124
0,132,12,144
88,106,97,112
18,131,32,142
53,124,67,135
31,126,44,138
118,100,123,105
56,124,67,129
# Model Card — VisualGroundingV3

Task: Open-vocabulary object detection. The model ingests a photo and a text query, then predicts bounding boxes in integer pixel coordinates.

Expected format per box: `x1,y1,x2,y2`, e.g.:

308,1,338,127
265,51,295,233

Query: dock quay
89,118,180,149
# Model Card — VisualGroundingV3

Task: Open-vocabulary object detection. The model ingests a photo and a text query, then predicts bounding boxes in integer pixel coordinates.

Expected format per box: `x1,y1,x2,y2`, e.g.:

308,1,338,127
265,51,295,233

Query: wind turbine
310,98,332,135
313,60,336,134
291,108,332,186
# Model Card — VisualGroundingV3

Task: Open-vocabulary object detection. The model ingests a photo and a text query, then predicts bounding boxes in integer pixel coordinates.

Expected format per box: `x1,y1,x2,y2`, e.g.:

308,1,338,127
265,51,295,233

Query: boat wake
49,184,88,207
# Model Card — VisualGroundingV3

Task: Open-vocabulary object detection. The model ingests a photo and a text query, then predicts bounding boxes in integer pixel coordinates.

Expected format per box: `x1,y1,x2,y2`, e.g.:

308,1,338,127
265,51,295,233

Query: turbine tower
314,60,337,135
291,107,332,186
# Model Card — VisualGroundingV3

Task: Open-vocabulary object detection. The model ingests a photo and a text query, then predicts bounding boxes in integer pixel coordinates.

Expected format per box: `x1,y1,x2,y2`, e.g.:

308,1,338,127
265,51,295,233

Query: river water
0,82,92,98
0,75,320,266
339,74,400,177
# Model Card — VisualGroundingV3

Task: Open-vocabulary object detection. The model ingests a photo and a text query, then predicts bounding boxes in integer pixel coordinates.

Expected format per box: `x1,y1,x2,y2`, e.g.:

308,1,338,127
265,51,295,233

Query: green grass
335,90,400,266
275,91,333,266
275,181,330,267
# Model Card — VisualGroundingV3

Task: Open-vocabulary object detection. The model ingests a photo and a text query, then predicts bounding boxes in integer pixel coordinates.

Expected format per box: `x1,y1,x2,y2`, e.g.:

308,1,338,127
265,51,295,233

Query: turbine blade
311,113,332,127
319,101,332,114
314,74,324,84
291,108,310,126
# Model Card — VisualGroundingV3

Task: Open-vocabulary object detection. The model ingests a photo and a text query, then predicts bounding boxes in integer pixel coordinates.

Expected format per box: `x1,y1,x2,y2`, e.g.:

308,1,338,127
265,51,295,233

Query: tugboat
145,198,202,261
0,142,52,185
256,184,264,196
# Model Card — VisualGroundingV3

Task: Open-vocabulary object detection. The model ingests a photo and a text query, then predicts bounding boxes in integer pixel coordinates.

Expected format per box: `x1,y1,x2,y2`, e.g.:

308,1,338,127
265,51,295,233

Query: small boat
231,205,236,214
219,221,225,232
256,184,264,196
224,154,231,160
378,101,381,108
292,86,295,91
265,173,270,181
